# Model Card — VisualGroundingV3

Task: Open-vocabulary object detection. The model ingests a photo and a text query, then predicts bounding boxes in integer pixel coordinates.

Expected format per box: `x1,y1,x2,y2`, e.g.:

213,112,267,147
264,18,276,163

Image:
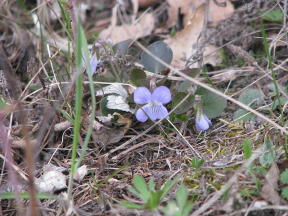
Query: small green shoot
261,9,284,23
162,184,193,216
242,138,252,159
259,135,276,167
190,157,204,169
280,169,288,200
121,175,177,210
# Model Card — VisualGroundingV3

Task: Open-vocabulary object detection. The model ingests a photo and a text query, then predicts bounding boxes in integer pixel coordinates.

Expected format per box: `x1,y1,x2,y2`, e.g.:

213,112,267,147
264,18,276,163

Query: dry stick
135,41,288,135
18,104,39,216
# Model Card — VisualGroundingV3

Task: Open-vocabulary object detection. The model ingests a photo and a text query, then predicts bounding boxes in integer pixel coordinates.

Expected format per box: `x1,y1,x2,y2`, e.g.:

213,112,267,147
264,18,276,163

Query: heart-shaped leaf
197,88,227,118
238,89,263,106
130,68,148,86
140,41,173,73
172,92,194,114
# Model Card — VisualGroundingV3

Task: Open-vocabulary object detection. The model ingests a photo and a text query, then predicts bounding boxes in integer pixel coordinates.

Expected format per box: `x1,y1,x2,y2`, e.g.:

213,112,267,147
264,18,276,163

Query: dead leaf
260,163,281,205
164,6,205,69
138,0,158,8
208,0,234,26
89,113,131,146
99,13,155,44
166,0,234,28
96,84,128,98
166,0,203,28
35,170,66,193
73,165,88,182
165,2,233,69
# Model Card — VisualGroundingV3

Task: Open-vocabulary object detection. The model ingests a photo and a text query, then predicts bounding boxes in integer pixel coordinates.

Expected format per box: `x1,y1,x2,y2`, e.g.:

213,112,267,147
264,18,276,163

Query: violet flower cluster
133,86,212,131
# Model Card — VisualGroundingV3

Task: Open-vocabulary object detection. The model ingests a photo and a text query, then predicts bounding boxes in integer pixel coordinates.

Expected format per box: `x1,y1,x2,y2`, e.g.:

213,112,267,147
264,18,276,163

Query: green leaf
0,192,57,200
130,68,147,87
271,97,288,110
145,190,162,210
128,186,145,201
148,178,156,191
259,135,276,167
242,138,252,159
281,186,288,200
176,185,188,210
240,189,257,198
160,178,178,200
172,92,194,114
280,169,288,184
113,39,132,56
262,9,284,22
233,109,255,122
132,175,150,202
182,203,193,216
0,97,6,109
140,41,173,73
162,201,179,216
174,113,188,121
238,89,263,106
120,201,144,209
197,88,227,118
178,81,192,92
190,157,204,169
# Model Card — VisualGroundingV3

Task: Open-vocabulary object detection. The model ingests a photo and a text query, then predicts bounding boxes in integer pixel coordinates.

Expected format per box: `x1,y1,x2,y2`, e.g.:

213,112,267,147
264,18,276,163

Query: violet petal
136,108,148,122
151,86,171,104
134,87,152,105
195,114,211,131
90,54,100,74
142,103,169,121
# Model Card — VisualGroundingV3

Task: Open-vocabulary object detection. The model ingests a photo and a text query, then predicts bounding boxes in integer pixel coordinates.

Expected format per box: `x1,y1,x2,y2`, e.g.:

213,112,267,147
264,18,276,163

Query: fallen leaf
166,0,203,28
165,1,233,69
89,113,131,146
164,6,205,69
166,0,234,28
35,170,66,193
99,13,155,44
260,163,281,205
208,0,234,26
96,84,128,98
106,95,132,113
73,165,88,182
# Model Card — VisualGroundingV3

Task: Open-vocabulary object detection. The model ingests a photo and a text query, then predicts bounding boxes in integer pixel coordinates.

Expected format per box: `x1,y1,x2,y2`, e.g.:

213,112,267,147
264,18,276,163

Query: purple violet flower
134,86,171,122
89,54,101,74
195,111,212,131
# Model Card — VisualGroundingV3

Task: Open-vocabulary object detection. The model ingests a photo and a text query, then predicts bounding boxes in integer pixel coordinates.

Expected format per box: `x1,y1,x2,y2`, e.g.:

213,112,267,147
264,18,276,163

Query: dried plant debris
1,0,288,215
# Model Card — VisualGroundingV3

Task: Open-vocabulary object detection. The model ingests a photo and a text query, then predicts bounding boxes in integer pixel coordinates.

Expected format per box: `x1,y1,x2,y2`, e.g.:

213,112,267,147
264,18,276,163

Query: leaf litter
0,0,288,215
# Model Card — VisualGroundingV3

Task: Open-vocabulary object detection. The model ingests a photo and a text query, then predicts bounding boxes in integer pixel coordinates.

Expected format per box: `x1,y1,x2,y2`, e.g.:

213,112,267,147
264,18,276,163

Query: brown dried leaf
90,113,131,146
260,163,281,205
99,13,155,44
165,1,234,69
208,0,234,26
166,0,234,28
